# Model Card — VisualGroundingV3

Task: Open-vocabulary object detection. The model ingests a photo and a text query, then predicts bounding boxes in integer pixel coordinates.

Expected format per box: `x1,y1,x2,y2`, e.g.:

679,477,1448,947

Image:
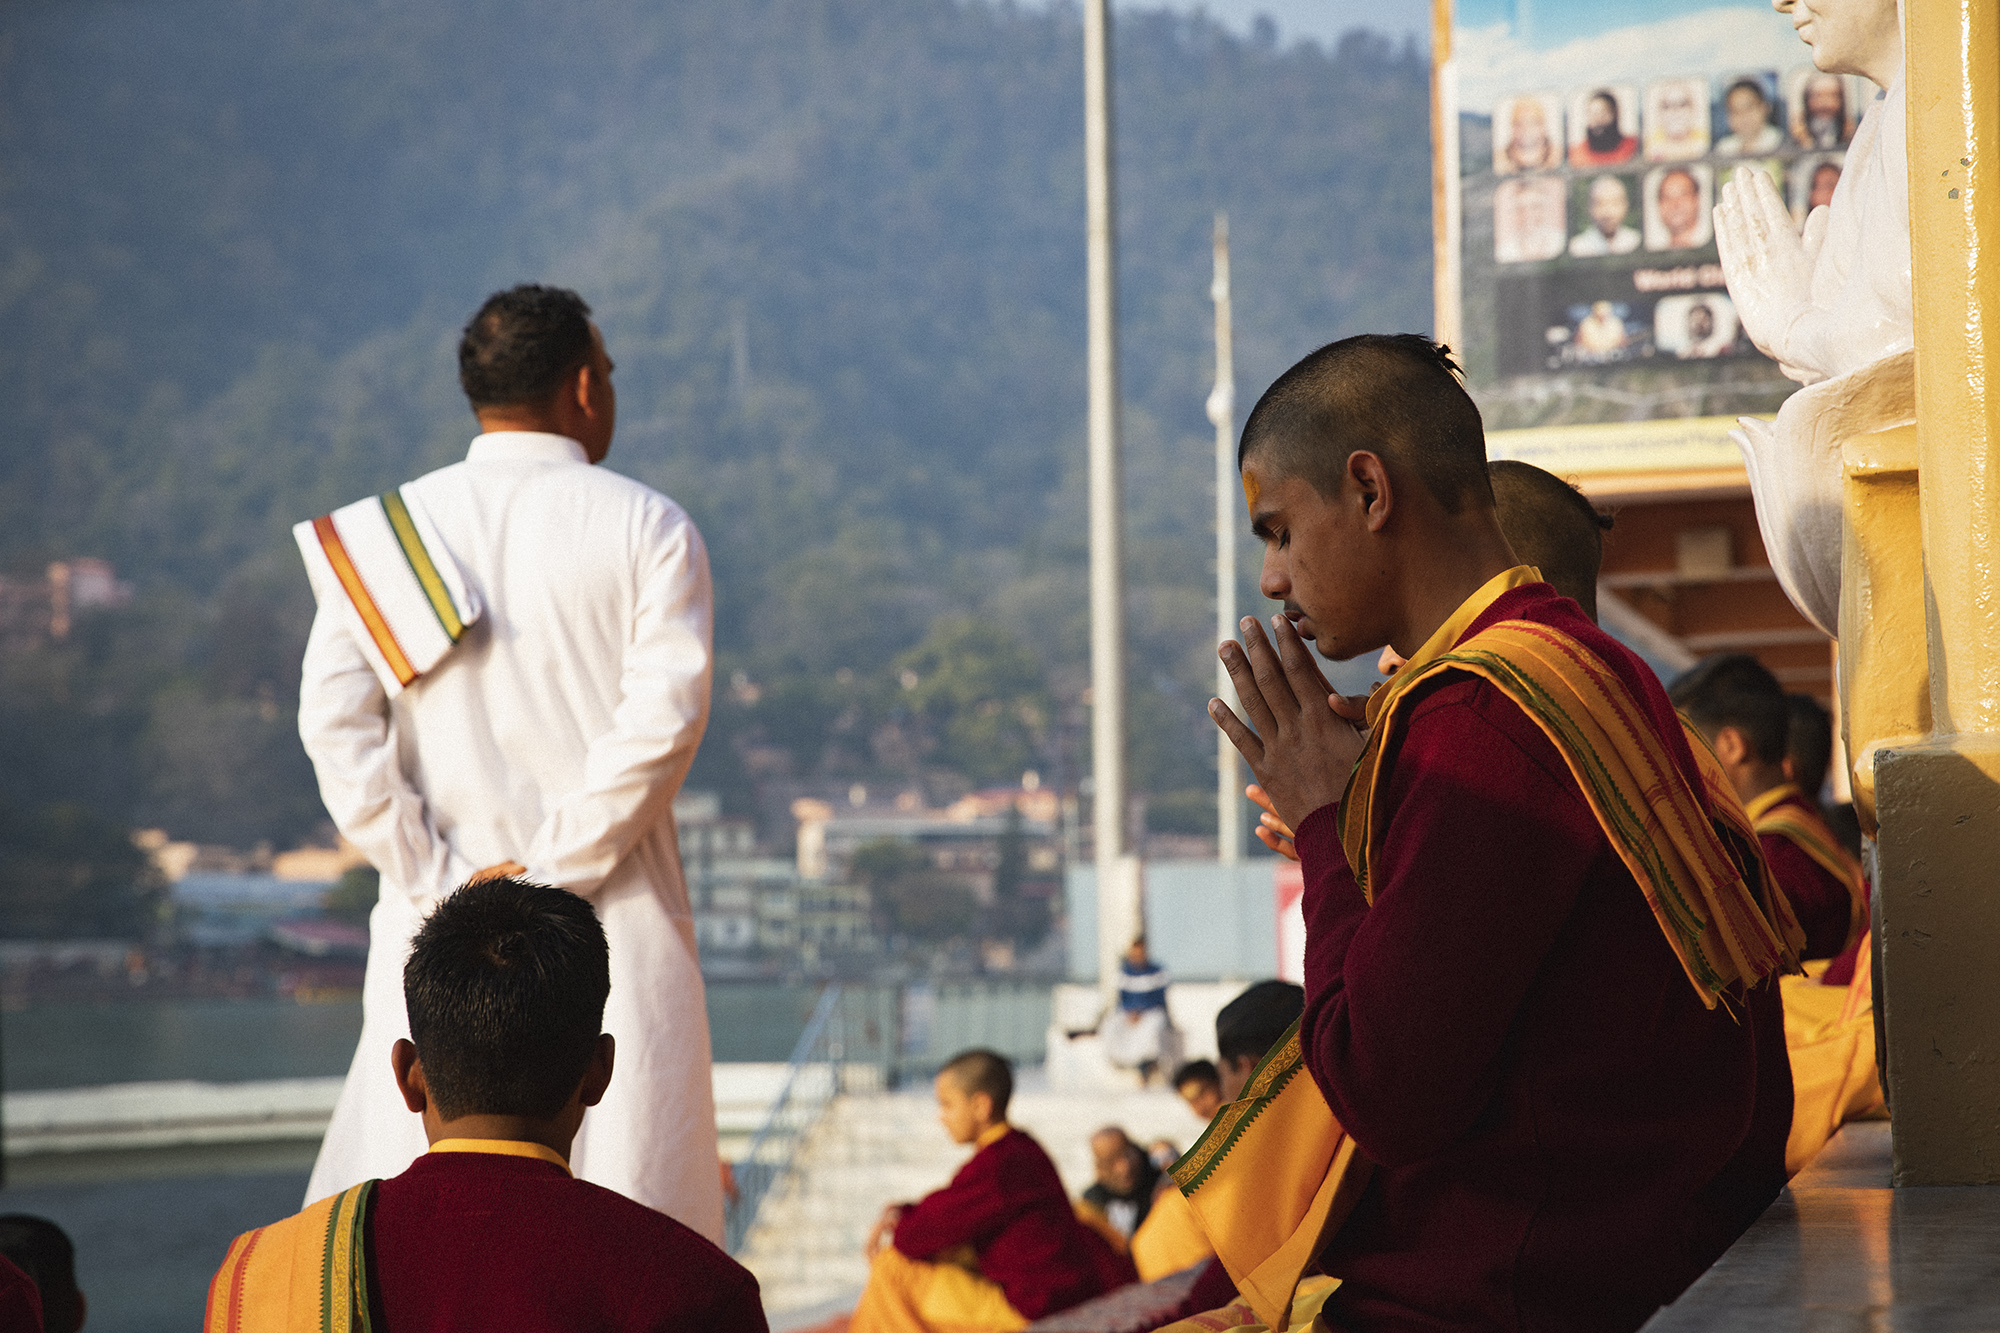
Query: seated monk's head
0,1215,83,1333
392,878,614,1160
935,1048,1011,1146
1487,460,1613,622
1172,1058,1222,1121
1090,1127,1147,1198
1214,980,1304,1101
1784,692,1834,804
1239,335,1516,665
1380,460,1612,674
1668,654,1791,805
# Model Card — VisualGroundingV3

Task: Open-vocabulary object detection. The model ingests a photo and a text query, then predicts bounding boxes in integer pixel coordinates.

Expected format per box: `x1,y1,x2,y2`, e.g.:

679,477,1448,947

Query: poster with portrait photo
1560,299,1650,365
1644,76,1710,161
1789,152,1845,221
1643,163,1714,251
1494,175,1567,263
1713,71,1783,155
1786,66,1863,149
1568,173,1642,257
1567,85,1639,166
1492,92,1567,174
1655,293,1742,359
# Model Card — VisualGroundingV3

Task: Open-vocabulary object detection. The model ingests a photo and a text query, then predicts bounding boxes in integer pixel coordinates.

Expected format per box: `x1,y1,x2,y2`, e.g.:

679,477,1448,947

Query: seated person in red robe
207,878,767,1333
1671,654,1865,960
0,1215,84,1333
852,1050,1133,1333
1209,334,1797,1331
1213,981,1304,1101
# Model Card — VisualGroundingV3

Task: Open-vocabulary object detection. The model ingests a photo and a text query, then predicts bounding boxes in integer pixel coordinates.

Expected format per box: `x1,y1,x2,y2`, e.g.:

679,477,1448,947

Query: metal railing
724,984,846,1253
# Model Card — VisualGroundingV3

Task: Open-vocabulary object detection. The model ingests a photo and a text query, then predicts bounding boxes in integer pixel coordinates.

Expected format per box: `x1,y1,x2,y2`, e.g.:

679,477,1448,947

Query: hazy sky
1117,0,1433,47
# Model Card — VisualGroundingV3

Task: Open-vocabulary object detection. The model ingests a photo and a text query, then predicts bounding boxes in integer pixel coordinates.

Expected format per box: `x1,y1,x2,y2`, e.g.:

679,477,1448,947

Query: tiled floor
1644,1121,2000,1330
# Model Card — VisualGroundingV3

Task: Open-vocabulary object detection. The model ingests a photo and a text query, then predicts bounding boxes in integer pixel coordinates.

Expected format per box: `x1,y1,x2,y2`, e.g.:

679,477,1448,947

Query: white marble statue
1714,0,1911,637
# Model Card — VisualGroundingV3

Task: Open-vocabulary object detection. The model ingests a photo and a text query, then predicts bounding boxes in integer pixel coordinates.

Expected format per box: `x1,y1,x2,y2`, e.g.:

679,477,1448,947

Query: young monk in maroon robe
852,1049,1133,1333
1671,654,1865,961
1207,335,1799,1333
208,879,766,1333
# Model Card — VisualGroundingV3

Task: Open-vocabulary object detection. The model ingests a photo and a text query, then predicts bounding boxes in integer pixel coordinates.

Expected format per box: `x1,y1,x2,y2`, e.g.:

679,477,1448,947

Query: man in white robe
297,284,723,1241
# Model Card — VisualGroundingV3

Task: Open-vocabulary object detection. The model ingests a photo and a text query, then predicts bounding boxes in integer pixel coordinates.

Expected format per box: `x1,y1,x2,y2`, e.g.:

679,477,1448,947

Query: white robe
298,431,722,1242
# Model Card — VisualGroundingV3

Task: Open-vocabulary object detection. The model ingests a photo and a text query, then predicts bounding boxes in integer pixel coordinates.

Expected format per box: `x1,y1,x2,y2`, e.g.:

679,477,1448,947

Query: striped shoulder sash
1338,619,1803,1007
294,487,482,696
205,1180,377,1333
1751,787,1868,953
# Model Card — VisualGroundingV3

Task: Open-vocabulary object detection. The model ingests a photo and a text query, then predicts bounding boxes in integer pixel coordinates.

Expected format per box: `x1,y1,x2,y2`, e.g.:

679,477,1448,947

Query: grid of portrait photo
1481,66,1868,377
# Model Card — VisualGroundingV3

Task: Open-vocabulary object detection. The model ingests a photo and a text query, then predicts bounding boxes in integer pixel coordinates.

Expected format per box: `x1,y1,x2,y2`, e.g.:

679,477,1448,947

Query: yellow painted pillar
1872,0,2000,1184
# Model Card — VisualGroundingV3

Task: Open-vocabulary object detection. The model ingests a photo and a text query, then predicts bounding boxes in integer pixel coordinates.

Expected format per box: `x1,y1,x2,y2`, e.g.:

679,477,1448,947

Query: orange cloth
850,1246,1027,1333
205,1182,374,1332
1130,1185,1216,1283
1782,934,1886,1174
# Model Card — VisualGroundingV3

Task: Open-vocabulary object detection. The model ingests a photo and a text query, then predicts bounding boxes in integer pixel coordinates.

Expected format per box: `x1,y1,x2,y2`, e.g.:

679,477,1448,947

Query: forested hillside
0,0,1430,877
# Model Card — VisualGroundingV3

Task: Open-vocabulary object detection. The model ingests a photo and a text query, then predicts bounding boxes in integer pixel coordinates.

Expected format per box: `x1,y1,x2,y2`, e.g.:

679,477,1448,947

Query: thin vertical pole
1209,213,1242,864
1084,0,1135,998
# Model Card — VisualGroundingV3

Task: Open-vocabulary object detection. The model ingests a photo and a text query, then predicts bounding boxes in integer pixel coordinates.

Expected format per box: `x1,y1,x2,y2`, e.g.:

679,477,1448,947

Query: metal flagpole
1208,213,1242,865
1084,0,1139,1002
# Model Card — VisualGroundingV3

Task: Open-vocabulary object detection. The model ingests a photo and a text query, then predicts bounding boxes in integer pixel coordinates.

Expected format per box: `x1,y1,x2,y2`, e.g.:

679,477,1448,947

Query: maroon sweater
369,1149,767,1332
1300,583,1791,1333
1757,791,1853,961
893,1127,1134,1319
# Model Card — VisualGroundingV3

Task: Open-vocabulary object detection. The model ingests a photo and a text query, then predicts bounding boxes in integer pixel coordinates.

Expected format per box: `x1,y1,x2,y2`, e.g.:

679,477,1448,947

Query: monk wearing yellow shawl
1195,336,1801,1333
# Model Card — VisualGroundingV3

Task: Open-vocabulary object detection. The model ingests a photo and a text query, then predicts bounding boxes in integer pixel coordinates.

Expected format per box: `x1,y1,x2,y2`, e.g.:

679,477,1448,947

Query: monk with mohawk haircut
1188,334,1800,1333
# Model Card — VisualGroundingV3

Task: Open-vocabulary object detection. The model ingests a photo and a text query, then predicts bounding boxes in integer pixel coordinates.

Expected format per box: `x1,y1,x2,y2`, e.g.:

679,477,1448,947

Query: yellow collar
1366,565,1541,728
1743,783,1803,823
975,1122,1012,1149
428,1138,573,1174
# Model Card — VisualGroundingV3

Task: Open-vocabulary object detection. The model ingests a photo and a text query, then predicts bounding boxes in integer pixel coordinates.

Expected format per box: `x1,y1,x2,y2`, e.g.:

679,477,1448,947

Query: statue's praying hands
1714,170,1832,385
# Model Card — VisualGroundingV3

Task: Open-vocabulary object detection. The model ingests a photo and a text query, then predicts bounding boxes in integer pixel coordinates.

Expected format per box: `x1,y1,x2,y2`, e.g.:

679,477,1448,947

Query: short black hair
1240,334,1492,515
459,284,596,410
1488,460,1613,620
1172,1058,1219,1090
1669,654,1789,765
941,1048,1013,1119
403,877,610,1121
1725,77,1771,108
1215,980,1305,1065
0,1216,81,1333
1786,692,1834,802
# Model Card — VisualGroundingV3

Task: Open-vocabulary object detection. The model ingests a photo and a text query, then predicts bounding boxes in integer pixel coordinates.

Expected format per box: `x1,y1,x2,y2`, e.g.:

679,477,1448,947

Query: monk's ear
578,1033,616,1109
391,1038,428,1115
1713,725,1750,767
1347,451,1394,532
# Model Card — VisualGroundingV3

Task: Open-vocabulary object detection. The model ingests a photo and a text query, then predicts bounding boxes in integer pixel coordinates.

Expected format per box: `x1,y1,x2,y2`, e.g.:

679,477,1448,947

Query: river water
3,985,847,1091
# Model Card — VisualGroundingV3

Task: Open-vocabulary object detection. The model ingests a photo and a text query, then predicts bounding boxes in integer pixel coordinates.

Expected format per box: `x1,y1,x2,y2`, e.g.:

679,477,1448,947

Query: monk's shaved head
1488,460,1614,620
1240,334,1493,515
940,1048,1013,1119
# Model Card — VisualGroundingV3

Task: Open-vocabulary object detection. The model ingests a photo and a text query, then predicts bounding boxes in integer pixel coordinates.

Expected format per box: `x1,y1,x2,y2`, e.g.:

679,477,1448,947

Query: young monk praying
1671,654,1865,961
853,1050,1133,1333
207,878,767,1332
1207,335,1801,1332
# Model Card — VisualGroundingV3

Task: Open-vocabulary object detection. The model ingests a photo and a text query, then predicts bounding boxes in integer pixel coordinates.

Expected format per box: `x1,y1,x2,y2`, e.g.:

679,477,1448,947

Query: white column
1208,213,1242,864
1084,0,1138,996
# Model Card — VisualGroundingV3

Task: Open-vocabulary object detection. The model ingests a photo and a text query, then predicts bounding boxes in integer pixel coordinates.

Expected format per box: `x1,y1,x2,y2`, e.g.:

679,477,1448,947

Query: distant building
0,558,132,646
789,787,1060,908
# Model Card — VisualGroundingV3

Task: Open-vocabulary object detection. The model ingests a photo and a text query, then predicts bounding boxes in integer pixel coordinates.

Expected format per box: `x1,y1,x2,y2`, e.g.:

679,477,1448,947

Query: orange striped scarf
1746,784,1868,956
205,1182,376,1333
1167,614,1801,1331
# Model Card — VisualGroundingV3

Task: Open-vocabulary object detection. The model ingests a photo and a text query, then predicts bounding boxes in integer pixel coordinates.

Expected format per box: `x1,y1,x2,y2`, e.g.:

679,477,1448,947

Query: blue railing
723,983,846,1253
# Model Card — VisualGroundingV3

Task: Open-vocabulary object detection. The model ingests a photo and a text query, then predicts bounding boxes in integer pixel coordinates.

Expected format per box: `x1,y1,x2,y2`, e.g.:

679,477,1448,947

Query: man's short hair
1669,654,1789,765
1173,1058,1220,1090
459,284,596,410
1488,460,1613,619
1786,692,1834,802
1239,334,1493,515
1726,77,1770,109
403,877,610,1121
941,1048,1013,1119
0,1216,81,1333
1215,980,1305,1065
